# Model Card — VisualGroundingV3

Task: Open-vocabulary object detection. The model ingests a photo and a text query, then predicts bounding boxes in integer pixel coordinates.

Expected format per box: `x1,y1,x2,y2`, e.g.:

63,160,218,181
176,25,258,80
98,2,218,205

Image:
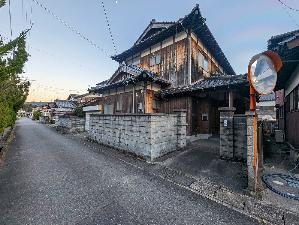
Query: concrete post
219,107,236,159
246,111,262,192
173,109,187,148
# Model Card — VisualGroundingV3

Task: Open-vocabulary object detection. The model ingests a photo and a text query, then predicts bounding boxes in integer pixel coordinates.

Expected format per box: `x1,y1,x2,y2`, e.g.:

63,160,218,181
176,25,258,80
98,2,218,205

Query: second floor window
203,57,209,72
197,51,209,72
150,54,161,66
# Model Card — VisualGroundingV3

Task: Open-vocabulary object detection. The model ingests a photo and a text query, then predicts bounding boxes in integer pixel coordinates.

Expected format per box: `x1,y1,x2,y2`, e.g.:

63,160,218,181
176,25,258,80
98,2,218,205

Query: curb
0,126,15,163
148,164,299,225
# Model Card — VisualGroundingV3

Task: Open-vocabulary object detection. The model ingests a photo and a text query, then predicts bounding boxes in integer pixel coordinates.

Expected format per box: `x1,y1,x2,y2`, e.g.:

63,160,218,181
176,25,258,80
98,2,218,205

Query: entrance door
192,98,210,135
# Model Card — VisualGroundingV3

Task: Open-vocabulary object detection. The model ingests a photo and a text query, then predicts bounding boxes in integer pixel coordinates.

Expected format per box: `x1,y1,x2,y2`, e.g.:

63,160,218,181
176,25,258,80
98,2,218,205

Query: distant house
268,29,299,148
256,92,276,121
89,5,249,136
52,99,77,121
67,94,79,102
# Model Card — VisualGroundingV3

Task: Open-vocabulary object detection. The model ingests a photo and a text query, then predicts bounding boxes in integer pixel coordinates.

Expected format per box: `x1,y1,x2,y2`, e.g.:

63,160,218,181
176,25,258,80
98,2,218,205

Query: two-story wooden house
90,5,249,135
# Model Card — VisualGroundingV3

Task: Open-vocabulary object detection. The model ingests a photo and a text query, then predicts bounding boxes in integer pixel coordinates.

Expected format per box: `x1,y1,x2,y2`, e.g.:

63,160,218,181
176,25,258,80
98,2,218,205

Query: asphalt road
0,118,261,225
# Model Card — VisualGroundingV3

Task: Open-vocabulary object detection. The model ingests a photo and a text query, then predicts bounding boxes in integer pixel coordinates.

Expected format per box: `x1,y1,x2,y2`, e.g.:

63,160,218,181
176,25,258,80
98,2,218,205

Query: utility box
275,130,285,143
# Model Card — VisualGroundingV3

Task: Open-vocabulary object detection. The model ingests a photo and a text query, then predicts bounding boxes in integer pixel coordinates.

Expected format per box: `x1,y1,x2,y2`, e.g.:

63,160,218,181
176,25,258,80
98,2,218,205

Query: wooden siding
139,39,188,87
102,92,133,114
125,33,226,88
191,39,224,83
286,111,299,148
145,89,154,113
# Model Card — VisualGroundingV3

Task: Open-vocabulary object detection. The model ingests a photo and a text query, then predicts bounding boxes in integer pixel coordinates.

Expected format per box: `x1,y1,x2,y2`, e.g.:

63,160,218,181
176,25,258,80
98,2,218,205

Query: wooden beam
187,29,192,85
229,91,234,108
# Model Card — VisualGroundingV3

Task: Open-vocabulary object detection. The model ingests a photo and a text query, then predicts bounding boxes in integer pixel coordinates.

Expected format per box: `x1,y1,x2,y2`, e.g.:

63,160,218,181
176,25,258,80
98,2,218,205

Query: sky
0,0,298,102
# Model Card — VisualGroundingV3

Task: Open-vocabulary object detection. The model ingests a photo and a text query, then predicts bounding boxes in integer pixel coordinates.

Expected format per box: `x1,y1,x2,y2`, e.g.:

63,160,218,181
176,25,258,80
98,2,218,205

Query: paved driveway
0,118,261,225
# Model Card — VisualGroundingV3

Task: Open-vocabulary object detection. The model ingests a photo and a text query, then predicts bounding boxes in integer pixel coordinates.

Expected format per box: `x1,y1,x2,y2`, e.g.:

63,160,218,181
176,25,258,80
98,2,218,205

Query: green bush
0,100,15,134
73,106,84,117
32,110,41,121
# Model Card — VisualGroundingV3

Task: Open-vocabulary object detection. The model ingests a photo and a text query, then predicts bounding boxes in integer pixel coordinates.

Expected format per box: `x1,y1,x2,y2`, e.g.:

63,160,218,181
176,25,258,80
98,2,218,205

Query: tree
32,110,41,121
73,106,84,117
0,1,30,133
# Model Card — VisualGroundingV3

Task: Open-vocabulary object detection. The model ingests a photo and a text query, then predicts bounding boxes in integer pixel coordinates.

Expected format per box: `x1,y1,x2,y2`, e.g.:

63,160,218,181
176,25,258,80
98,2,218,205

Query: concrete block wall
219,108,247,161
219,107,235,159
85,112,101,131
233,115,247,161
56,116,85,132
87,112,187,160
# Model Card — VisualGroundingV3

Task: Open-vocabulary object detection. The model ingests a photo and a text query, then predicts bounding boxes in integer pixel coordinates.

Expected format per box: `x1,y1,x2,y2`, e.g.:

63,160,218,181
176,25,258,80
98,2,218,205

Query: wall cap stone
218,107,236,112
245,111,256,116
173,109,187,113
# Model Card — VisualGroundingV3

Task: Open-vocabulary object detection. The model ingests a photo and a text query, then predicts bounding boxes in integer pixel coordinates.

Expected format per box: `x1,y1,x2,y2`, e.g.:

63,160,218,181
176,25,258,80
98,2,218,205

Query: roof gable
89,65,170,93
268,29,299,90
107,64,144,85
134,20,175,46
112,5,235,75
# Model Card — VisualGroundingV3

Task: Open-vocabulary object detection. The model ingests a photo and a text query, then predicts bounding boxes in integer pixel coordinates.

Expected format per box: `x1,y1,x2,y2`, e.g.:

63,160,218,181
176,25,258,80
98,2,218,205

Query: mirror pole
249,85,256,111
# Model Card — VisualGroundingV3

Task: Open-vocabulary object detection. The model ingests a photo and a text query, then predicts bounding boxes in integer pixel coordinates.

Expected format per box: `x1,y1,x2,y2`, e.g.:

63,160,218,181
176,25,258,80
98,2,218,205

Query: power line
22,0,24,16
8,0,12,38
276,0,299,27
30,0,110,57
100,0,117,54
29,46,100,74
277,0,299,12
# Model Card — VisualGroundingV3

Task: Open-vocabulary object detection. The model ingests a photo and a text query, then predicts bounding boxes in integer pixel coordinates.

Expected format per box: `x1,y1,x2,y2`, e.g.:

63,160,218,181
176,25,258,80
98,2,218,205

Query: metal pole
132,86,135,113
248,69,258,191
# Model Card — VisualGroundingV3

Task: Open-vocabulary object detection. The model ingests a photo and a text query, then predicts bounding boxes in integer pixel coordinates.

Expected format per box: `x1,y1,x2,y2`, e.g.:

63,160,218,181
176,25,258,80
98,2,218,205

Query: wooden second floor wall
125,31,226,87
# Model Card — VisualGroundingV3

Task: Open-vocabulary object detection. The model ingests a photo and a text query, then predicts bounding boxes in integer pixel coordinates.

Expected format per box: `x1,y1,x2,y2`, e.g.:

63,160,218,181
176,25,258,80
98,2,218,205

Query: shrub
32,110,41,120
73,106,84,117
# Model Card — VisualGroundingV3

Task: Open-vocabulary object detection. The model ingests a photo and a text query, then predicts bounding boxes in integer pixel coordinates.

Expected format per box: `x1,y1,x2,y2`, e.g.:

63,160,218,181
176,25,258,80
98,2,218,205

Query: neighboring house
256,92,276,121
67,93,102,105
256,93,276,136
52,99,77,121
82,98,103,131
89,5,249,136
67,94,79,102
39,105,52,124
76,93,102,104
268,29,299,148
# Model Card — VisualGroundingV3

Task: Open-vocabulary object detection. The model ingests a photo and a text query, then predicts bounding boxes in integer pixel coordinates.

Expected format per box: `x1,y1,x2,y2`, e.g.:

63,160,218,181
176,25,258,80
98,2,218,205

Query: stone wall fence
55,115,85,133
87,110,187,161
219,107,247,161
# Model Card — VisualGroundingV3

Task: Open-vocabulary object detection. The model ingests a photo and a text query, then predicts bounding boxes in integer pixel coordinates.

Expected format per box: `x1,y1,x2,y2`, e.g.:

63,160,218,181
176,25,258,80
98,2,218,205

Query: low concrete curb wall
87,112,187,160
0,126,15,161
55,115,85,133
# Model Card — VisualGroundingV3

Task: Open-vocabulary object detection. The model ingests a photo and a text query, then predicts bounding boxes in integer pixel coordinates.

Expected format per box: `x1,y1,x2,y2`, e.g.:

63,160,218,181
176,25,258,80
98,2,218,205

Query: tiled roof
258,92,275,102
54,100,77,109
67,94,79,100
268,29,299,47
160,74,248,97
96,80,109,86
268,29,299,90
90,65,171,93
112,5,235,75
